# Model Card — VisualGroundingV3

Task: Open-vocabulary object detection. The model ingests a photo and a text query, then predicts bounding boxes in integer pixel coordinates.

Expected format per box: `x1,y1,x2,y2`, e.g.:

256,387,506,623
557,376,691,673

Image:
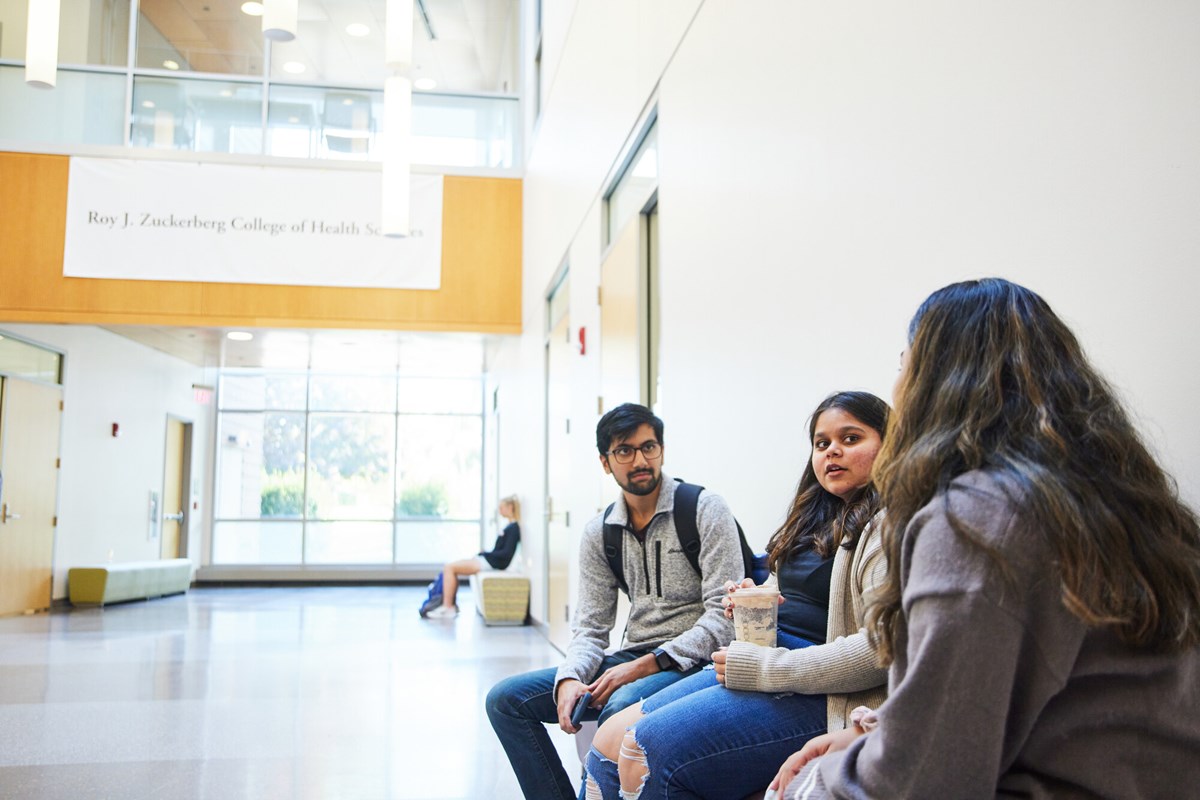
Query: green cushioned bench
68,559,193,607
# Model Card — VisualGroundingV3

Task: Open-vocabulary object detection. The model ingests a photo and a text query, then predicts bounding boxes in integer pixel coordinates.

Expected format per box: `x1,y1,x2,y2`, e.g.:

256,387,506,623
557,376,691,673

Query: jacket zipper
655,540,663,597
631,511,668,598
641,541,651,595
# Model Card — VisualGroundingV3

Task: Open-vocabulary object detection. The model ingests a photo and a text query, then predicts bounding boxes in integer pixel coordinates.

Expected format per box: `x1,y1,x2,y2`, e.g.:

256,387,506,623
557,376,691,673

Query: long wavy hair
868,278,1200,665
766,391,890,572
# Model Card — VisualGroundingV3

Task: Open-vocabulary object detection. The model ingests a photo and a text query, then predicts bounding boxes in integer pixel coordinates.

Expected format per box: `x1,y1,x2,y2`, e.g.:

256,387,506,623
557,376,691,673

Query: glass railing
131,75,264,154
1,64,518,170
0,67,126,146
265,84,518,167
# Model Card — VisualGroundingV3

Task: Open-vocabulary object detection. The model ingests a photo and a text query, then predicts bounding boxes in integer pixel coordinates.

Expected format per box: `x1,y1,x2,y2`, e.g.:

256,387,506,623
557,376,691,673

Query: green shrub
260,471,316,517
396,482,449,517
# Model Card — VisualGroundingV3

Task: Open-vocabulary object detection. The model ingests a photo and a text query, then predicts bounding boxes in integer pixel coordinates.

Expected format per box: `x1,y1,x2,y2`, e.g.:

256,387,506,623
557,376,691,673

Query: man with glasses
486,403,744,800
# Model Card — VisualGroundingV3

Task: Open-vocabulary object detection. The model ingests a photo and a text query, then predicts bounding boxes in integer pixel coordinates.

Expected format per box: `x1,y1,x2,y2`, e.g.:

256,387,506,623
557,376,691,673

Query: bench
469,571,531,625
68,559,193,607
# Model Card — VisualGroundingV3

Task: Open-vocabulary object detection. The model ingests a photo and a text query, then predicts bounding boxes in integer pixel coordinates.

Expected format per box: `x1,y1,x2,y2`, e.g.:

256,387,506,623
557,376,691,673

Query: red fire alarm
578,326,587,356
111,423,120,438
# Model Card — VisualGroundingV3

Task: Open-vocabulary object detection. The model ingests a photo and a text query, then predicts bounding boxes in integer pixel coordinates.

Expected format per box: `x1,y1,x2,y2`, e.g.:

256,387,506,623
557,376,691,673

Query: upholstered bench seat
68,559,192,606
469,571,531,626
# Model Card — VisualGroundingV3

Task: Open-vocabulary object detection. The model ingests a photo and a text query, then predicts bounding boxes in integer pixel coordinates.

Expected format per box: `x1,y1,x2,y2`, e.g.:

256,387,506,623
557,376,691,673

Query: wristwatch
651,647,676,671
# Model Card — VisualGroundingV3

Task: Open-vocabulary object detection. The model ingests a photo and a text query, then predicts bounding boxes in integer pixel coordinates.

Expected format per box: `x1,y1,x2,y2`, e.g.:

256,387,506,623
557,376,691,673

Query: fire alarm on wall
111,423,120,438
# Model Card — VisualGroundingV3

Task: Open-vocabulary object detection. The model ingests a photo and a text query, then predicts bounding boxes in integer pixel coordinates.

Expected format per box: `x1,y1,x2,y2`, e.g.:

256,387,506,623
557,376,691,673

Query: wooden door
599,218,645,414
599,214,654,642
160,418,187,559
0,378,63,616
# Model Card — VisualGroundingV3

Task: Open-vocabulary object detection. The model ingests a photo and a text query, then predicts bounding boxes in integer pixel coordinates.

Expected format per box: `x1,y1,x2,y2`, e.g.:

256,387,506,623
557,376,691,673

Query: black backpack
601,481,767,596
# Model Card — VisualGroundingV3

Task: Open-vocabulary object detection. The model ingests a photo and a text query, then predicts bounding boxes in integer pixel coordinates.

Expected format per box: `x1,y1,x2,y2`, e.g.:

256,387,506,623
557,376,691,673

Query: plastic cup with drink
730,586,780,647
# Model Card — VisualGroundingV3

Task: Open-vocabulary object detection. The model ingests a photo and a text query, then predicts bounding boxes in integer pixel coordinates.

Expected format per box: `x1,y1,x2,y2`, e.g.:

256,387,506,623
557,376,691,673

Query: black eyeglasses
605,441,662,464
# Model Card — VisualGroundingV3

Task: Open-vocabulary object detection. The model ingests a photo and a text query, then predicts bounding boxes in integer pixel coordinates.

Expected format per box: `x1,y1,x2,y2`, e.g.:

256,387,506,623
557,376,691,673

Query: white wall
0,0,121,62
657,0,1200,537
0,0,27,58
506,0,1200,624
500,0,704,623
2,324,216,599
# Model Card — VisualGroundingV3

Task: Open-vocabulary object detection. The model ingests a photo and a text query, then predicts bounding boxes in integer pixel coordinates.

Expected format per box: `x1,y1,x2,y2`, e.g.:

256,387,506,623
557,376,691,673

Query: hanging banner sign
63,158,443,290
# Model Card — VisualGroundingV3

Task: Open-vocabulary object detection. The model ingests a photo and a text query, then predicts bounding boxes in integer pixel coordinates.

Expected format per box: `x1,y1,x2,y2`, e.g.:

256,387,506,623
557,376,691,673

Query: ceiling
138,0,520,93
103,324,491,373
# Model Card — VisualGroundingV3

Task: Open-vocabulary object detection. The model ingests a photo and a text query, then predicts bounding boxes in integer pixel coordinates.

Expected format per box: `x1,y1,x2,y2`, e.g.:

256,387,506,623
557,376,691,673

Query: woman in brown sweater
774,278,1200,799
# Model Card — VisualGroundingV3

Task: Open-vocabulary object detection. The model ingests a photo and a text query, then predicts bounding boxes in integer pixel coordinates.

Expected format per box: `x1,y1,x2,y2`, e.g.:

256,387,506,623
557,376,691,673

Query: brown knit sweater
723,521,888,732
791,471,1200,799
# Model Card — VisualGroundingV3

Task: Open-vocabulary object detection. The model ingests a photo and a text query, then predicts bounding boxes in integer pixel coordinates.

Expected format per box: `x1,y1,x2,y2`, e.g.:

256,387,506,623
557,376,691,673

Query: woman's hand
768,727,867,796
721,578,786,620
721,578,758,619
712,647,728,683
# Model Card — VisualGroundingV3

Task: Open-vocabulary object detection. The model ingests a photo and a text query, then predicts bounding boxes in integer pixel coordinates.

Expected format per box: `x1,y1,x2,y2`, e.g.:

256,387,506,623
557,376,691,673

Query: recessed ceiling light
288,115,299,123
219,89,233,97
345,23,370,37
163,59,180,70
342,97,354,105
414,77,437,91
141,100,156,108
227,331,254,342
283,61,306,74
241,2,264,16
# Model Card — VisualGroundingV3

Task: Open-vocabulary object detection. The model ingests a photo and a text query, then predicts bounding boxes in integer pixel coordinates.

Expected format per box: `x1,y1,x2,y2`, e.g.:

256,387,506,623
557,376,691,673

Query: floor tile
0,587,576,800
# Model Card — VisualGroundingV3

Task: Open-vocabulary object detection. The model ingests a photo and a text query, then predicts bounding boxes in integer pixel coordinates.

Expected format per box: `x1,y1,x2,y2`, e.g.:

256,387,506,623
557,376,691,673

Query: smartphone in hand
571,691,592,728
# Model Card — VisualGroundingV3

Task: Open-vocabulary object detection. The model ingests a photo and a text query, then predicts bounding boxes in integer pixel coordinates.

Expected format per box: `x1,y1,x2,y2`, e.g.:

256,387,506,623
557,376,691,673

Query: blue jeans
486,649,702,800
583,633,826,800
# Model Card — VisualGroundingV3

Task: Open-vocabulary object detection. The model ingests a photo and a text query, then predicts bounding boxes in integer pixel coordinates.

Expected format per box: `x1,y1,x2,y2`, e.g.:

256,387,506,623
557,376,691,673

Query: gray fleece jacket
554,475,743,688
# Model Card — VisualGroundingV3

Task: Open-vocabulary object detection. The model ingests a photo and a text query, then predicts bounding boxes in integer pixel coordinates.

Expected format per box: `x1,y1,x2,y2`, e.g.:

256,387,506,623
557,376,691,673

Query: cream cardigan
723,522,888,731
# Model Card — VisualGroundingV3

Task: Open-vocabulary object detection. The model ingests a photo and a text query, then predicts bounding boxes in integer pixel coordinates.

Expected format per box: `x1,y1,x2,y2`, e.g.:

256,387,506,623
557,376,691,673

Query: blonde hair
499,494,520,521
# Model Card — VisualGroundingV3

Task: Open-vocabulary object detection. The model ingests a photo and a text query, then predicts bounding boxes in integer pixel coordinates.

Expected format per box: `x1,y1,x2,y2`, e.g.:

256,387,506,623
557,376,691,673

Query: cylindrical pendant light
25,0,62,89
385,0,415,69
262,0,298,42
381,75,412,238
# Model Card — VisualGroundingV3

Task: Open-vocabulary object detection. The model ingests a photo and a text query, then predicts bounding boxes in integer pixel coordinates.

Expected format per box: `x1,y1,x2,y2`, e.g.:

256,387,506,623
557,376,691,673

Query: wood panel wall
0,152,522,333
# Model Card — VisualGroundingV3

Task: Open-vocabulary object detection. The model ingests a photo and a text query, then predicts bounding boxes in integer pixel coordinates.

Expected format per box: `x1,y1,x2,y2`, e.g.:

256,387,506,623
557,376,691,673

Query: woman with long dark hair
580,391,891,800
772,278,1200,799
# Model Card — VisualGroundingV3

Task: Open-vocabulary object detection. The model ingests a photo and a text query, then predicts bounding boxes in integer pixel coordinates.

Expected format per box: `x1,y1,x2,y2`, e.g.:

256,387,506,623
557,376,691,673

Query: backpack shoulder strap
735,519,761,581
672,482,704,576
601,502,629,596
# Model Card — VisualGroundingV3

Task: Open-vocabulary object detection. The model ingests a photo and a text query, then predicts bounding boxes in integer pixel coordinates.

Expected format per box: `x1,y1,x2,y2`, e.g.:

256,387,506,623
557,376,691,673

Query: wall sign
63,158,443,290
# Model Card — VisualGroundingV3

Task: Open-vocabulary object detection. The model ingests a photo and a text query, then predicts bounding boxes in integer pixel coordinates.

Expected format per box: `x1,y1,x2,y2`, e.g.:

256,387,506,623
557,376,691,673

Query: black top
480,521,520,570
776,545,835,644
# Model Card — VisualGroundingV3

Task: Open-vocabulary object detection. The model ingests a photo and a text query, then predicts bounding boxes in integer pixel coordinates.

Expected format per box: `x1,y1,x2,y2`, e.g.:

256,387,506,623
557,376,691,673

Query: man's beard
619,469,661,496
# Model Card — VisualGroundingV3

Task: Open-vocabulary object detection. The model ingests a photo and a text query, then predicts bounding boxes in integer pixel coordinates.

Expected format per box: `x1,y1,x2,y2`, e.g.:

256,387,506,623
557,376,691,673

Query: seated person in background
423,495,521,619
487,402,745,800
771,278,1200,799
581,391,891,800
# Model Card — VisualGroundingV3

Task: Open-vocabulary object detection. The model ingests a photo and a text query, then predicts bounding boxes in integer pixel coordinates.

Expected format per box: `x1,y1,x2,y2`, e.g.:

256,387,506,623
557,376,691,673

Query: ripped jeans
581,633,826,800
486,650,702,800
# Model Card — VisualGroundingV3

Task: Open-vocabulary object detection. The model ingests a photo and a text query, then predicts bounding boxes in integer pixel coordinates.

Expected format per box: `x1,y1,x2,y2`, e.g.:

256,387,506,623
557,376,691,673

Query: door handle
163,511,184,522
1,504,21,523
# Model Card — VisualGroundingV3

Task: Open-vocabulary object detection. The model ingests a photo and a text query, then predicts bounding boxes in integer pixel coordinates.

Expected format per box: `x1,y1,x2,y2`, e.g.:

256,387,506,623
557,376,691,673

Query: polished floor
0,586,578,799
